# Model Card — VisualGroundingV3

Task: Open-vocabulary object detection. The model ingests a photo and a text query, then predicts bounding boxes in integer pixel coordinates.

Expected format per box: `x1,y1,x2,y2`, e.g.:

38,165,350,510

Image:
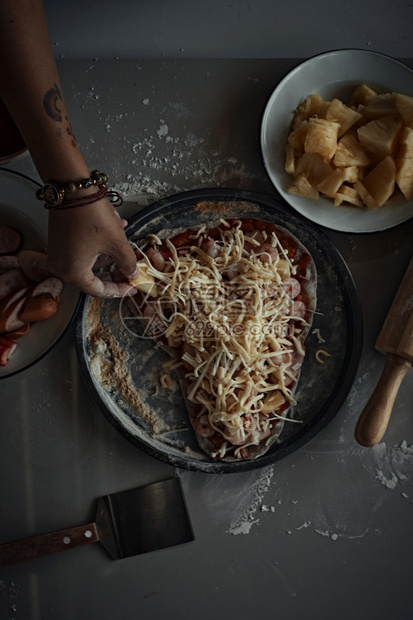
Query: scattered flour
226,465,274,535
177,465,275,537
113,127,255,208
315,530,339,541
101,105,257,206
371,440,413,489
178,436,413,543
0,579,20,620
156,122,169,138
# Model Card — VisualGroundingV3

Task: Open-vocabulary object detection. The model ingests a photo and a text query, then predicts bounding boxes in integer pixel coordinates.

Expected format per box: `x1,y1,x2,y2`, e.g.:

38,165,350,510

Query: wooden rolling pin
355,256,413,447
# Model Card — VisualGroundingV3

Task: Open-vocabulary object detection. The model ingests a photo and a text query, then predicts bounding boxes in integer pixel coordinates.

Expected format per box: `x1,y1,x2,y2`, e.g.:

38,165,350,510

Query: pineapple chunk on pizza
277,258,291,280
324,99,363,137
333,133,371,167
392,92,413,128
304,118,340,161
363,156,396,207
357,116,403,163
395,126,413,199
129,261,158,297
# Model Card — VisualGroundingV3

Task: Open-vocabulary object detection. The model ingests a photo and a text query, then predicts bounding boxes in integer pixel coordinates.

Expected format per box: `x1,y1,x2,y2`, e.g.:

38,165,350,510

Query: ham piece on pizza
129,217,317,461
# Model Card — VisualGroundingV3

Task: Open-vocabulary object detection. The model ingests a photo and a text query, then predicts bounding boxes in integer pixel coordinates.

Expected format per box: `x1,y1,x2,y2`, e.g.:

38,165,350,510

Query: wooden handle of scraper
355,353,411,447
0,523,99,567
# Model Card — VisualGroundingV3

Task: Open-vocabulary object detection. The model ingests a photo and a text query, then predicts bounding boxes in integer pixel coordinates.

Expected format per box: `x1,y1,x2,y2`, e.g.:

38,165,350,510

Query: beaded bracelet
36,169,109,208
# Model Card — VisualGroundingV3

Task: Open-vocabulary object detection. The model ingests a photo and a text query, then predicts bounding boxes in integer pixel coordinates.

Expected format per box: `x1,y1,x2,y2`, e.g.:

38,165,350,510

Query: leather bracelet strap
44,187,124,210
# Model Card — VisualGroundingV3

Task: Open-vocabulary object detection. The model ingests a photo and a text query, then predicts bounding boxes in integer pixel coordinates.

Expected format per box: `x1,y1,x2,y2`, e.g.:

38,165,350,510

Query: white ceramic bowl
261,49,413,233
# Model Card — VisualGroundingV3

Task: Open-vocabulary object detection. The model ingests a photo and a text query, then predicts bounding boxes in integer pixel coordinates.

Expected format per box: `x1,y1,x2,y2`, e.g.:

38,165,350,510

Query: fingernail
128,267,139,279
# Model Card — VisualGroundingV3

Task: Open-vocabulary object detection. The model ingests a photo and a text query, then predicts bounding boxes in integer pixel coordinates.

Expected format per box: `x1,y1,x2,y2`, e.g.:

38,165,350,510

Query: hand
47,198,138,298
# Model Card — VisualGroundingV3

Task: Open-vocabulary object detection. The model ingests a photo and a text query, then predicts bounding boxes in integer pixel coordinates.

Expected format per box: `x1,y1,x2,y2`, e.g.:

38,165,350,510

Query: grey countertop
42,0,413,61
1,58,413,620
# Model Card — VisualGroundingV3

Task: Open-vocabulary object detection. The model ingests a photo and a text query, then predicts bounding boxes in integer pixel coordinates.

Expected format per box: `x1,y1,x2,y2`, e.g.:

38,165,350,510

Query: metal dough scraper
0,477,194,567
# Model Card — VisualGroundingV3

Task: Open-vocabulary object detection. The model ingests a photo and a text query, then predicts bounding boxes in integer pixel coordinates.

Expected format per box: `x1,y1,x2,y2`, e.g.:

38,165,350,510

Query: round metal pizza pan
76,188,363,473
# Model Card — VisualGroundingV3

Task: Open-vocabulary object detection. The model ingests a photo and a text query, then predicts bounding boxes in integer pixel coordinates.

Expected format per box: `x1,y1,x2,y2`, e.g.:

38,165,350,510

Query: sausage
18,250,55,282
0,286,29,315
0,255,20,274
0,224,23,254
0,268,29,299
0,295,27,334
283,277,301,300
2,322,30,340
20,293,58,323
28,277,63,300
18,277,63,323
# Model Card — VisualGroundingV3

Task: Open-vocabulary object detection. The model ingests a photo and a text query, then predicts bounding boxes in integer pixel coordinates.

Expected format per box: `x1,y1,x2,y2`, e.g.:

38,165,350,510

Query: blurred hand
47,197,138,298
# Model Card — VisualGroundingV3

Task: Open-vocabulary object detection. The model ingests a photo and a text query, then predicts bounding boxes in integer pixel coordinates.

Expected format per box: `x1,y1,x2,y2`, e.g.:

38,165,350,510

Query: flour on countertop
156,122,169,138
256,439,413,543
0,579,20,620
226,465,274,535
79,95,258,207
371,440,413,489
177,465,274,536
113,139,255,207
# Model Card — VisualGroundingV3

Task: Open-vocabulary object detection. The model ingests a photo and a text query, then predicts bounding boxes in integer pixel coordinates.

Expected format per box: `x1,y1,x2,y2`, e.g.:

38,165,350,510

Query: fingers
78,271,137,298
108,236,139,280
47,198,139,297
92,253,113,270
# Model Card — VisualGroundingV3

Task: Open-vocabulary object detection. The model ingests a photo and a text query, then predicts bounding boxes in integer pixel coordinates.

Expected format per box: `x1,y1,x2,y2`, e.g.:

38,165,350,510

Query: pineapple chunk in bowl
261,49,413,233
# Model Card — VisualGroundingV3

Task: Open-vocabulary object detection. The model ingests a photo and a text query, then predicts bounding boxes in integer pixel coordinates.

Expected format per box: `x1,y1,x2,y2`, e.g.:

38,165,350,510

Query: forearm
0,0,89,182
0,1,138,297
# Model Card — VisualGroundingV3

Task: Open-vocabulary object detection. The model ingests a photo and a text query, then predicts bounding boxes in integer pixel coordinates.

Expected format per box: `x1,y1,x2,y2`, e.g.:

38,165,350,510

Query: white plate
0,168,80,378
261,49,413,233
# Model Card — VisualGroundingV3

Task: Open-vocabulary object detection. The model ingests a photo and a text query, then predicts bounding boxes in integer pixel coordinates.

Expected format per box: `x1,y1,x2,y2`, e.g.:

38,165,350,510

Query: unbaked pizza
129,217,316,461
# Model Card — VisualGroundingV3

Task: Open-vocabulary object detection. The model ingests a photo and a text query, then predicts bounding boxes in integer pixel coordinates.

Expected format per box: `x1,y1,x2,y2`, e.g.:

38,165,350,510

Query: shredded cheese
315,349,331,364
312,328,326,344
160,372,174,389
139,220,312,459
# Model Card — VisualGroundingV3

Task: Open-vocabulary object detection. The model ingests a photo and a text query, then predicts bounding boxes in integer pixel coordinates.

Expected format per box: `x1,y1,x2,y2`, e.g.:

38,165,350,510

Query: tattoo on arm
43,83,63,122
43,83,77,147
